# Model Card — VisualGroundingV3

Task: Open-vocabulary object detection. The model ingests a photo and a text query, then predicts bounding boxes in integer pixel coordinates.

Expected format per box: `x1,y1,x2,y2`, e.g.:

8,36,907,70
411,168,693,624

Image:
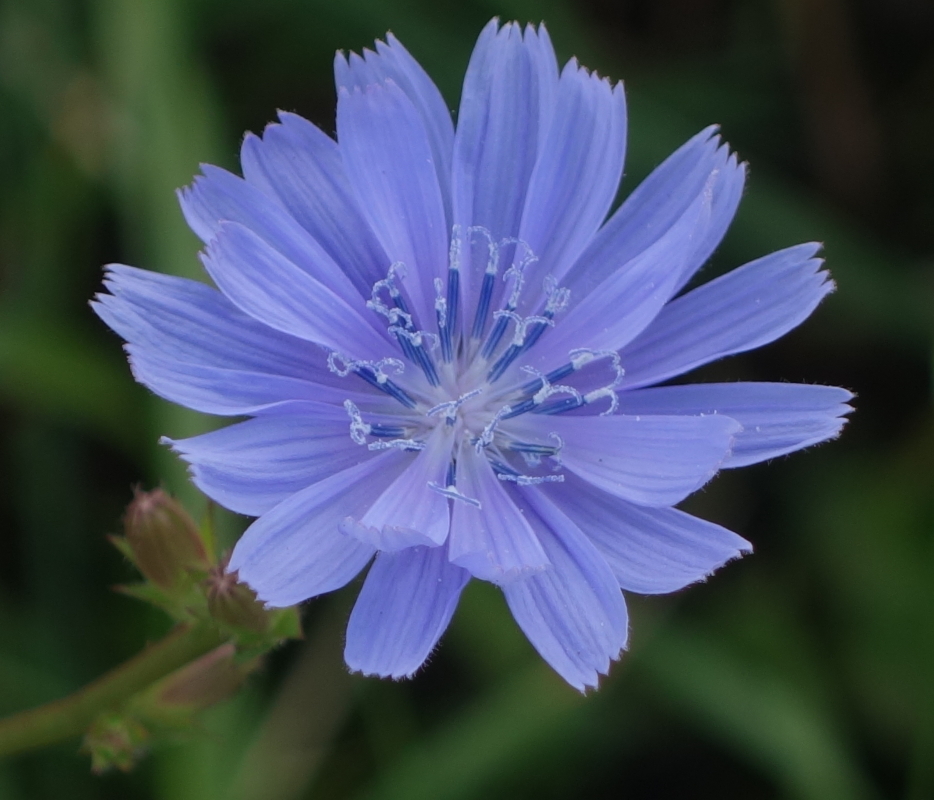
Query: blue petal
344,544,470,679
448,443,550,584
516,60,627,313
92,266,378,414
178,165,364,308
451,21,558,321
240,113,388,297
123,347,373,416
616,382,854,467
673,150,746,295
525,23,560,136
534,184,712,371
505,412,740,507
229,452,412,607
165,402,380,516
336,79,449,327
619,243,833,390
503,488,628,691
341,428,454,550
201,222,391,359
548,472,751,594
94,265,326,378
562,127,740,301
336,33,454,225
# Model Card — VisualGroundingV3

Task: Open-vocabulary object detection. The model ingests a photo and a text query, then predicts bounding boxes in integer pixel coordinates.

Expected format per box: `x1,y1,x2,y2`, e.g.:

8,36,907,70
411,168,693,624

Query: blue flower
93,20,851,690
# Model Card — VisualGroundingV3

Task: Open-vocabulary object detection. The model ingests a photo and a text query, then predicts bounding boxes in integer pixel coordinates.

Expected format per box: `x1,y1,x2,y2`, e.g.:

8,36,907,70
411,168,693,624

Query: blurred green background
0,0,932,797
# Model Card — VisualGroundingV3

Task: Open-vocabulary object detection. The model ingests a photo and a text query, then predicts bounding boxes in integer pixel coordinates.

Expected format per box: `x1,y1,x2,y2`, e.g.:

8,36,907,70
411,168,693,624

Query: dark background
0,0,932,798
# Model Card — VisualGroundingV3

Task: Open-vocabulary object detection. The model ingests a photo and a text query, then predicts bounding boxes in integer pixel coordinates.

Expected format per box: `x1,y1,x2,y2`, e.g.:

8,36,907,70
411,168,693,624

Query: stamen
369,264,441,386
568,348,625,386
478,238,537,357
533,395,585,415
367,263,442,382
518,350,607,397
505,432,564,467
329,353,417,408
533,387,620,416
502,312,555,349
366,261,421,366
366,262,413,329
543,276,570,313
353,367,418,408
497,473,565,486
501,398,536,419
471,272,497,341
501,239,539,306
427,388,482,424
428,482,481,508
477,239,538,358
434,277,447,332
369,424,408,438
547,432,565,466
327,351,355,378
469,227,500,340
389,326,436,350
368,438,426,452
438,230,462,363
479,302,513,361
516,349,623,416
486,339,520,381
520,362,576,396
584,387,619,415
474,404,513,452
516,280,570,354
488,457,565,485
486,314,555,383
328,352,404,381
389,325,440,386
391,283,415,320
343,400,371,445
506,441,561,457
549,350,624,415
521,366,582,406
504,364,583,419
446,268,460,360
570,350,599,370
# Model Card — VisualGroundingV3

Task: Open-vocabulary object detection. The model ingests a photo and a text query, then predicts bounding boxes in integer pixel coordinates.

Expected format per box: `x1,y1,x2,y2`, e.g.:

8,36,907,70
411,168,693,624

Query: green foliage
0,0,930,797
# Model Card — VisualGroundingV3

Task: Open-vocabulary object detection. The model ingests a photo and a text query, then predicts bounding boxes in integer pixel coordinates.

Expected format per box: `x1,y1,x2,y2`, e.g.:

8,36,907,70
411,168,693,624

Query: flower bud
82,712,149,774
117,645,258,745
123,488,210,590
205,564,270,634
151,643,250,711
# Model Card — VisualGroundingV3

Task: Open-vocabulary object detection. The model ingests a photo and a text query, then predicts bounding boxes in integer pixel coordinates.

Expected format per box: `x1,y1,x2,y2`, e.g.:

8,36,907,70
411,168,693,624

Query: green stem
0,622,227,756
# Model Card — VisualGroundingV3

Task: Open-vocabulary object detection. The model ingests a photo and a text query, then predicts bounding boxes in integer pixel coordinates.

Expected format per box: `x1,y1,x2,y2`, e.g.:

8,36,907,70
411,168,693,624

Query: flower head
93,20,851,690
122,488,210,591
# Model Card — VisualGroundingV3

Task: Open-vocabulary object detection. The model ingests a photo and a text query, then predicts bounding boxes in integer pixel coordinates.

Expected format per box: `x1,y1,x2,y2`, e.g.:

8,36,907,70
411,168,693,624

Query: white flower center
329,226,626,498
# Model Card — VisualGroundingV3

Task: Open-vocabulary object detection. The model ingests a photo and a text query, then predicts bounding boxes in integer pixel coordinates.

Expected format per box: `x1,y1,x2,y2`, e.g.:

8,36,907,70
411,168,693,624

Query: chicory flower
93,20,851,690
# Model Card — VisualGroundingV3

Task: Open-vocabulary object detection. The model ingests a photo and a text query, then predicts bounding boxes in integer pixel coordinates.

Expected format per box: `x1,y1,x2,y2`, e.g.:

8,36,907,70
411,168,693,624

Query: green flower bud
123,489,210,590
89,645,259,766
82,712,149,774
205,564,270,634
156,643,245,708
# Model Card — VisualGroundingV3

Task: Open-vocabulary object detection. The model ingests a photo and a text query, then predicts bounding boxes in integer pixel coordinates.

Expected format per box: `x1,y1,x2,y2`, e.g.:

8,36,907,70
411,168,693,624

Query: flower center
329,226,626,500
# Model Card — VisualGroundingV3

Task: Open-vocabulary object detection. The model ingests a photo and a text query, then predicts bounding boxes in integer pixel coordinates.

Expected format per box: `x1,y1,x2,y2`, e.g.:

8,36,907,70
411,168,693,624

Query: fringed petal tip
344,547,469,680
